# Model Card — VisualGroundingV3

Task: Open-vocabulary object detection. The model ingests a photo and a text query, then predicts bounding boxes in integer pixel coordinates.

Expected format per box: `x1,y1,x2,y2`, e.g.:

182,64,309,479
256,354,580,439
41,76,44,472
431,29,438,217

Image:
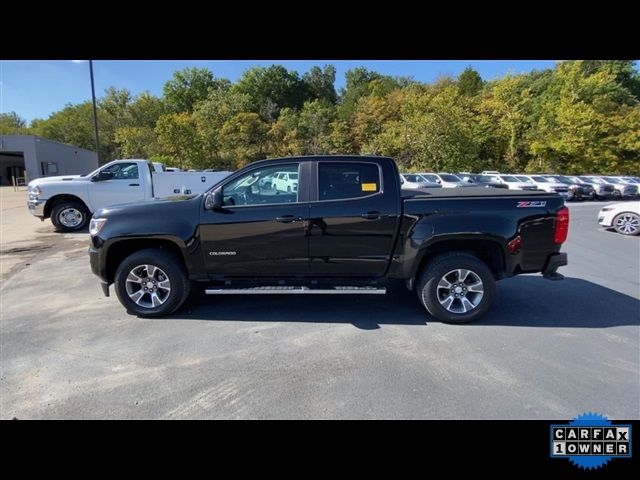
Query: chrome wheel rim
58,208,83,228
436,269,484,314
125,264,171,308
615,214,639,234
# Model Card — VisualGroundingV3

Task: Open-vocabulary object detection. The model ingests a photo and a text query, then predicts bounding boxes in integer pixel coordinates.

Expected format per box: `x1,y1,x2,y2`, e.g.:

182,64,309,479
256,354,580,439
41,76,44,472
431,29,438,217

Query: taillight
554,206,569,244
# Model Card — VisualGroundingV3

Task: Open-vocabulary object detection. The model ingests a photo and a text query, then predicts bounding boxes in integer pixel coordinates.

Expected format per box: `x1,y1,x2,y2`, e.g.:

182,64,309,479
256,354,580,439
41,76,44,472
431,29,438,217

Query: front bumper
27,198,47,217
542,252,568,280
89,244,110,296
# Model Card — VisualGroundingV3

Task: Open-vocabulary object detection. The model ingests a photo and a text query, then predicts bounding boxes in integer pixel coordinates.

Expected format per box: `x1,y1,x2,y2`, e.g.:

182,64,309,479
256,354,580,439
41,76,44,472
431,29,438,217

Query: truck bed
402,187,551,199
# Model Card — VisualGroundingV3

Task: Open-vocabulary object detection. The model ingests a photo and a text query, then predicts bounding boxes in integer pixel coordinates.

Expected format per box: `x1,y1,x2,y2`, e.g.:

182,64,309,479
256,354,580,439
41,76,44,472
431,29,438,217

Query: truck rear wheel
417,253,496,324
50,201,89,232
114,248,191,317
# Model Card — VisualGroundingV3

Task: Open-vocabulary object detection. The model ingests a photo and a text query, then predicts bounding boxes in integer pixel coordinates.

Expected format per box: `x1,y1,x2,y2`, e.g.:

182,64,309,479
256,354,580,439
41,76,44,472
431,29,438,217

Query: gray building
0,135,99,186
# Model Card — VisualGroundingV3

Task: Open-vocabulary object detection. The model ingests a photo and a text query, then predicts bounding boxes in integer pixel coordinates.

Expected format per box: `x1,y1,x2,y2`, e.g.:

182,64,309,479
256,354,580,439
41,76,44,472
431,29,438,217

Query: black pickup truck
89,155,568,323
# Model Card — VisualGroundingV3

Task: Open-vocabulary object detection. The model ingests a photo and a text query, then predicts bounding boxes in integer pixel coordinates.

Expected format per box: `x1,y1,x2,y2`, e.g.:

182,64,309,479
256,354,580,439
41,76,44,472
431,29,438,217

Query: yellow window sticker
361,183,377,192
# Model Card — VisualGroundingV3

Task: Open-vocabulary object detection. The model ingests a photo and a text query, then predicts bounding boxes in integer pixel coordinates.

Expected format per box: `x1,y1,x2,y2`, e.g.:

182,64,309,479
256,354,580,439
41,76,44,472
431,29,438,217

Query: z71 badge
517,201,547,208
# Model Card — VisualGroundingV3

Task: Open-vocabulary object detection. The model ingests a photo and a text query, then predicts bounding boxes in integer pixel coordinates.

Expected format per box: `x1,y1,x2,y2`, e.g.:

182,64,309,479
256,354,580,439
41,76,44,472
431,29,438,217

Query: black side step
205,286,386,295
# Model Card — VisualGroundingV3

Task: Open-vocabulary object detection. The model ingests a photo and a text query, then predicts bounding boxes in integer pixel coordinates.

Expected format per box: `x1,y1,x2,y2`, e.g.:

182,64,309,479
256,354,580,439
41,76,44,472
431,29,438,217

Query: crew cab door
308,160,401,276
88,162,147,211
200,161,310,276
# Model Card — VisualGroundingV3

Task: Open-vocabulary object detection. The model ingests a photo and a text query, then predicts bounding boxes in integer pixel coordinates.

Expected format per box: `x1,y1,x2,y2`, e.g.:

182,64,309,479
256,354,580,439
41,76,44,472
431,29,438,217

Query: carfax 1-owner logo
551,412,632,469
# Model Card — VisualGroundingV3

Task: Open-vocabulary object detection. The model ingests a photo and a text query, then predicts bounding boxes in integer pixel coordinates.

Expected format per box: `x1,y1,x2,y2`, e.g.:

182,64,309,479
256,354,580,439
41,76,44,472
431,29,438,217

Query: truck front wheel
114,248,191,317
417,253,496,324
50,201,89,232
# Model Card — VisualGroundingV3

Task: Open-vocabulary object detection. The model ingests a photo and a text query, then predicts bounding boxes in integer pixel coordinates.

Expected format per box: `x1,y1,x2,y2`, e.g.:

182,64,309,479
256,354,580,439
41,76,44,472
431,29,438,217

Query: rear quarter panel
390,193,565,279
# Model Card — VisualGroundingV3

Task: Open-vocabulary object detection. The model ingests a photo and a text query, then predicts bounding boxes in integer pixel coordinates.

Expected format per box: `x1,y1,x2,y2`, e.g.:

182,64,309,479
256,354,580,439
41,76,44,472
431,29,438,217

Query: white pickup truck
27,159,231,232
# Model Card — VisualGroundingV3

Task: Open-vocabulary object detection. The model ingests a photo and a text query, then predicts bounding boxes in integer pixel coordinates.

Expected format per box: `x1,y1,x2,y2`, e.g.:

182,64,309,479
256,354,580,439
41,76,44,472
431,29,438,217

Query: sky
0,60,558,123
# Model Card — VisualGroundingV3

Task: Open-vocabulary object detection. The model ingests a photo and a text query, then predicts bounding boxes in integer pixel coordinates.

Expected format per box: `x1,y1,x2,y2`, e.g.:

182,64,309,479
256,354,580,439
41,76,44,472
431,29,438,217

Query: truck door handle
276,215,301,223
361,211,381,220
129,183,140,186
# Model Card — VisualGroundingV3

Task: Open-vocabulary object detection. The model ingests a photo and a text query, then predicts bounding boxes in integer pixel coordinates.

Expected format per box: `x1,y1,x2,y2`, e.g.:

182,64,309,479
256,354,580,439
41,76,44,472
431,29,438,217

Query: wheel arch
410,236,507,289
104,237,187,284
44,194,90,219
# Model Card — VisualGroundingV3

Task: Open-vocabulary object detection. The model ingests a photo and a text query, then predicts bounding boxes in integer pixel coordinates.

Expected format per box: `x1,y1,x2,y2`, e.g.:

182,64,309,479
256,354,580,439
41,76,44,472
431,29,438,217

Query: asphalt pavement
1,193,638,419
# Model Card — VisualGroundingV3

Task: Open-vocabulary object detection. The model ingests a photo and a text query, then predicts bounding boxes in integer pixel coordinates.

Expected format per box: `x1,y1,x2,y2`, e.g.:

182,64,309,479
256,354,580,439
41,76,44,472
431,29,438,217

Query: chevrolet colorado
89,155,569,324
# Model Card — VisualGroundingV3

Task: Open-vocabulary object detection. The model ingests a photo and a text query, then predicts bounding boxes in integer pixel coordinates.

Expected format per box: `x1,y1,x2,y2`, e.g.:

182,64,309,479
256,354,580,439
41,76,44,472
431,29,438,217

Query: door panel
199,161,310,276
200,204,309,275
89,162,145,211
308,161,401,276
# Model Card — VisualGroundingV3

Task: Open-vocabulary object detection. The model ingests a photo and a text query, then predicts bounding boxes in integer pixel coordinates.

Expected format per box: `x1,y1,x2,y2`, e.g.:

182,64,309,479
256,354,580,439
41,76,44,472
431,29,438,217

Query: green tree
302,65,337,104
219,112,269,167
30,102,96,152
115,126,160,159
337,68,400,121
128,92,166,128
458,66,483,96
155,112,205,169
528,60,640,173
163,67,226,113
0,112,28,134
232,65,306,122
480,75,532,171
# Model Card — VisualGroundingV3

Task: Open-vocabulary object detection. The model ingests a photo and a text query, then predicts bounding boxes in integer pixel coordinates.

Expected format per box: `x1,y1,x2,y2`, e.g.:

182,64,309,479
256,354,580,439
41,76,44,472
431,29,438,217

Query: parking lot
1,187,638,419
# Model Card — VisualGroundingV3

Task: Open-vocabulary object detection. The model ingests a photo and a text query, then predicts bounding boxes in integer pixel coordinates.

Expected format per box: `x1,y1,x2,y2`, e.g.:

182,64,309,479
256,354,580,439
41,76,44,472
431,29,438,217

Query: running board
205,286,386,295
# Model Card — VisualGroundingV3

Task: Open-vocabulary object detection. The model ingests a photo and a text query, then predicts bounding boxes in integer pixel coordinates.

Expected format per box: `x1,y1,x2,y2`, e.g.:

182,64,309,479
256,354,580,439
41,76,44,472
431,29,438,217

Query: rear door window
318,162,381,201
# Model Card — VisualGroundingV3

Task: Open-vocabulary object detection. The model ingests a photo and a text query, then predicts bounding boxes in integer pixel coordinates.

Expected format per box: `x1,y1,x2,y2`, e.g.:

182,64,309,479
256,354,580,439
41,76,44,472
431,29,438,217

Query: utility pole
89,60,101,163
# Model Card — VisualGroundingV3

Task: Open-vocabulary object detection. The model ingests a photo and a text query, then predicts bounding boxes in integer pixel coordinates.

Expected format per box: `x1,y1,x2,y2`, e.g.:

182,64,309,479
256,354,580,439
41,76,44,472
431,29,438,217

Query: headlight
28,185,42,196
89,218,107,236
601,207,614,212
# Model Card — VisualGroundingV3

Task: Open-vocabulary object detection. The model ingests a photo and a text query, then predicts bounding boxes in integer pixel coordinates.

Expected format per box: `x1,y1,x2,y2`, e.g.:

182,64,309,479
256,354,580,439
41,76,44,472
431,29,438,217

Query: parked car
574,176,615,200
605,176,640,198
89,155,569,324
271,171,299,193
544,175,595,201
27,159,231,232
495,175,540,191
598,201,640,236
418,173,474,188
518,175,570,198
481,170,501,175
459,174,508,189
399,174,437,190
584,176,637,199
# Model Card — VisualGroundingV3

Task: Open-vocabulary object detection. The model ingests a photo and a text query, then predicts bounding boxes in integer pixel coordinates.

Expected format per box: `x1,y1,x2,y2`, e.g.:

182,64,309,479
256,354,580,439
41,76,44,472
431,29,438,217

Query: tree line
1,60,638,174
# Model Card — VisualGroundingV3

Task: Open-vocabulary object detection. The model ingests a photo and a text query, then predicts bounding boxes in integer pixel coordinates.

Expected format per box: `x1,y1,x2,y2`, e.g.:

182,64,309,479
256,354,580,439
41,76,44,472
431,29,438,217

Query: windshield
604,177,622,184
419,174,440,183
546,176,568,184
403,174,424,182
439,174,462,182
579,176,600,184
499,175,519,182
516,176,533,183
556,176,575,184
531,176,550,183
478,175,499,182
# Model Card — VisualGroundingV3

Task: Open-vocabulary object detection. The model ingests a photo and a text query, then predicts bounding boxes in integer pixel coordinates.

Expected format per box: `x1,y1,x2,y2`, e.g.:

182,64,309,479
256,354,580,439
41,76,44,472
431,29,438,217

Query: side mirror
205,189,224,211
92,171,112,182
436,179,441,184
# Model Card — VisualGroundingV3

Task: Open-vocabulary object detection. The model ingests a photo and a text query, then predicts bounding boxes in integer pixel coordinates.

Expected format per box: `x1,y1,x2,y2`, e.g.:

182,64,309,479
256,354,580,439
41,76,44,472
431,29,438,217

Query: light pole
89,60,101,163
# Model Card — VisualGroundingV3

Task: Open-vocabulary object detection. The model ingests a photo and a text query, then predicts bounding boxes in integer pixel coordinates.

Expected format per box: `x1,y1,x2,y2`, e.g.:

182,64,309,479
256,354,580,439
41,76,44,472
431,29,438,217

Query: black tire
50,201,89,232
114,248,191,317
612,190,622,199
612,212,640,236
416,252,496,324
